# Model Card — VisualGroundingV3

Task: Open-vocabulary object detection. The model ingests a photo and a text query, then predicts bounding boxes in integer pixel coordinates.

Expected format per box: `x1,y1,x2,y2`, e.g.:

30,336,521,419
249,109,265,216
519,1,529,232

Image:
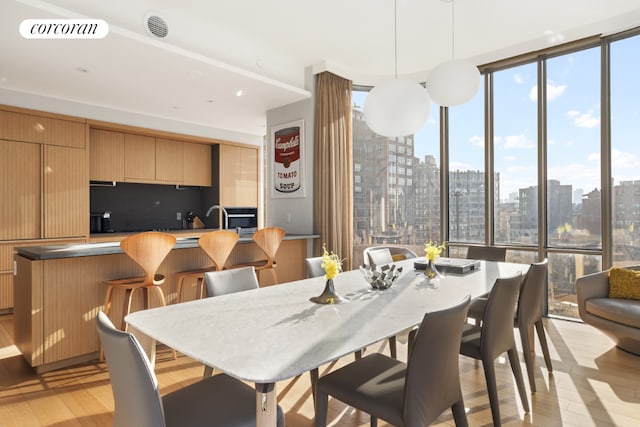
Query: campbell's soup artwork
274,125,301,193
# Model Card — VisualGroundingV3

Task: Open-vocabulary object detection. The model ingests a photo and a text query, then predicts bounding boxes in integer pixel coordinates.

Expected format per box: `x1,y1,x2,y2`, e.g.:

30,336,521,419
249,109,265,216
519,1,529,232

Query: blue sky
354,34,640,202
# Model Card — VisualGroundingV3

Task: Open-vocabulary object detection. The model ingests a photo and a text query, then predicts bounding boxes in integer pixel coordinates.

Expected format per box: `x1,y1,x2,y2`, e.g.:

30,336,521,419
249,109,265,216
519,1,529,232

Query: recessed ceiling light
206,99,214,104
75,67,89,73
236,90,243,97
171,106,180,110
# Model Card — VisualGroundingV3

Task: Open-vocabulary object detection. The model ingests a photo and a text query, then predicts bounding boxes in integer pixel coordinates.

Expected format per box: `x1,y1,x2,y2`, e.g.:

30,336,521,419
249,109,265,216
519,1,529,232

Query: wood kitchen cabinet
183,142,211,186
156,138,184,183
124,133,156,182
44,145,88,238
0,139,41,240
0,109,85,148
0,142,88,240
217,144,258,207
89,128,124,182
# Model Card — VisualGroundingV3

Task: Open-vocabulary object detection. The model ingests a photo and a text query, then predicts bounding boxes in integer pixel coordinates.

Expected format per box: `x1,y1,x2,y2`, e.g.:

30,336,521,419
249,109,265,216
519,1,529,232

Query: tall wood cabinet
216,144,259,207
0,106,88,311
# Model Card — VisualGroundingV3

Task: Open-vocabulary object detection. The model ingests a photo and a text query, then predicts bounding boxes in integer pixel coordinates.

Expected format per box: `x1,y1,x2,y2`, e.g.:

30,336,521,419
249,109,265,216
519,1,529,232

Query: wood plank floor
1,314,639,426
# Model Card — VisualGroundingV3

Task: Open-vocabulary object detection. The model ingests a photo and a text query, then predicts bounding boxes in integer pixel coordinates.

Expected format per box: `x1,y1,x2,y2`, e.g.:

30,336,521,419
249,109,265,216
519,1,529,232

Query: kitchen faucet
205,205,228,230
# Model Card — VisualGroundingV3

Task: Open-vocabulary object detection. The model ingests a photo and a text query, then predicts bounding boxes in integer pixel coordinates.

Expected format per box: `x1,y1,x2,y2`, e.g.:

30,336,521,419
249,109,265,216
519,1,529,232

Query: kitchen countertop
15,233,319,261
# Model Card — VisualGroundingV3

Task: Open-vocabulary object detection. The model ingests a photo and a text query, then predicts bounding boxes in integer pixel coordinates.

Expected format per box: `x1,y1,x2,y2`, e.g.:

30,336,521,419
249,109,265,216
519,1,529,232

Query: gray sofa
576,267,640,355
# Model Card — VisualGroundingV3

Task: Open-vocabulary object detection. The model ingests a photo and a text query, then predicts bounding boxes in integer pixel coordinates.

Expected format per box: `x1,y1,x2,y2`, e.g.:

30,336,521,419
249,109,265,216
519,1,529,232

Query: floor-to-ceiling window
545,47,603,316
448,83,485,257
351,88,440,266
351,27,640,319
611,32,640,267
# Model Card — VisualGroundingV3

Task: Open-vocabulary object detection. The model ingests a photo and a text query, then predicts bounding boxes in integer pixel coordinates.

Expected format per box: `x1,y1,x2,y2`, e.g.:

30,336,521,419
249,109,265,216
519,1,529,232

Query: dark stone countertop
15,234,319,261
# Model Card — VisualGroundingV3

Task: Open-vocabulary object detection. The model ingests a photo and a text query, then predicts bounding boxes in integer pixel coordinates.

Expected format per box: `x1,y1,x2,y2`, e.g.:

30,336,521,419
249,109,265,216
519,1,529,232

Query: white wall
0,88,263,146
265,97,314,234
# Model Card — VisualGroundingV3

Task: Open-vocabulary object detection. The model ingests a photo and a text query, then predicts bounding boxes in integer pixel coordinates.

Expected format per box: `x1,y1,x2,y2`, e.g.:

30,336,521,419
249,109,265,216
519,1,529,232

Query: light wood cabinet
183,142,211,186
89,129,124,181
156,138,184,183
124,133,156,182
44,145,88,238
0,109,85,148
0,140,41,240
218,144,258,207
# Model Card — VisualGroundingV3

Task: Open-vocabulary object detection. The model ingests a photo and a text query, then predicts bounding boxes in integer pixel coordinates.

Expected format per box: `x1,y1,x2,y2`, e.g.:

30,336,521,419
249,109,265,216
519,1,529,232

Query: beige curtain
313,71,354,270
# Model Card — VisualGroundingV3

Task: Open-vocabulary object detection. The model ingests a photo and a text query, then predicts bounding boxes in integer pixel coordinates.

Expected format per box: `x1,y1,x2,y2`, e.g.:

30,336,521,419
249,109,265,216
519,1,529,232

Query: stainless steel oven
224,207,258,231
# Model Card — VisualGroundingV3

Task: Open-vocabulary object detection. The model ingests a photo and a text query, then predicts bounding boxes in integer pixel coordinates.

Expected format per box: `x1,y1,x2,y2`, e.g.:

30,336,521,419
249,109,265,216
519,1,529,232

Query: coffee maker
90,211,114,233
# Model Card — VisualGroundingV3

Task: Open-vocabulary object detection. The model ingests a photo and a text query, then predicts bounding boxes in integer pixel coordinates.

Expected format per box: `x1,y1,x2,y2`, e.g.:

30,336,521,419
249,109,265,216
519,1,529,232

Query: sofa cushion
608,267,640,300
586,298,640,328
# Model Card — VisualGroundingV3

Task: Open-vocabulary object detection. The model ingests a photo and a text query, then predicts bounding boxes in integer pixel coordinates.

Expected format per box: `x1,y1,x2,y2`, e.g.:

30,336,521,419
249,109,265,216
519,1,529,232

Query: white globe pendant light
364,78,431,137
427,59,480,106
426,0,480,107
363,0,430,137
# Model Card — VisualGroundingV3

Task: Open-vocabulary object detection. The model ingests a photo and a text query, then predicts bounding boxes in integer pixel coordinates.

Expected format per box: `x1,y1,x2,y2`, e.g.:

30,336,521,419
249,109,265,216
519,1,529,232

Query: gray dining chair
202,266,260,377
363,246,418,268
467,259,553,393
460,273,529,427
314,296,471,427
204,265,259,297
466,245,506,262
96,311,285,427
305,257,325,278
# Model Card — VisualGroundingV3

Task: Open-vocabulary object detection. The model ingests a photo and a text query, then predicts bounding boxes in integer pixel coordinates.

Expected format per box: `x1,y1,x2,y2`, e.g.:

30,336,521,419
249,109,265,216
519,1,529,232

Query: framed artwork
271,119,305,198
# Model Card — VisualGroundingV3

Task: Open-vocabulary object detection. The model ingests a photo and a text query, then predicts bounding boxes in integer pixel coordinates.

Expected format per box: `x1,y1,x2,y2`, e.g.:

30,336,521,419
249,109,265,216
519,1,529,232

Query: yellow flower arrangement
424,240,446,262
321,243,343,280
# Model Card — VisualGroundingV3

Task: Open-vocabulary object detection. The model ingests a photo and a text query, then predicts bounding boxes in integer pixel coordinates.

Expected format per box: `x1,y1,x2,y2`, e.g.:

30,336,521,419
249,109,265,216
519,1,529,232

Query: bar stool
236,226,285,285
103,231,176,329
175,230,239,302
101,231,176,359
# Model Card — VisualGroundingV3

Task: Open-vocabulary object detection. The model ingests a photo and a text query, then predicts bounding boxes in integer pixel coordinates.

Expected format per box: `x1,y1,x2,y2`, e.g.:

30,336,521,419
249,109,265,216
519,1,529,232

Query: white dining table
125,258,528,427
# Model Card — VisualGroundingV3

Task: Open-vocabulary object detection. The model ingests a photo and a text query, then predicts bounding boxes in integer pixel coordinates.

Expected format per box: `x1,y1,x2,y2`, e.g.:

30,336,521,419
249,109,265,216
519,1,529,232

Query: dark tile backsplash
90,183,215,232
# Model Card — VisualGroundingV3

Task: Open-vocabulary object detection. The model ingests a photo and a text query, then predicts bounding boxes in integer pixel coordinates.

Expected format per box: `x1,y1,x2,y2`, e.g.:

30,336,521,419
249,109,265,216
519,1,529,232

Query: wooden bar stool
235,226,285,285
102,231,176,359
175,230,239,302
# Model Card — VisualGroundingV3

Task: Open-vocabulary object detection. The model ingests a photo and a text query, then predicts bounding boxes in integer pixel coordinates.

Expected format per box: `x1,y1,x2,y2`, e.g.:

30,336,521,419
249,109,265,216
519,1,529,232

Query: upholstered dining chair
468,259,553,393
466,245,507,262
363,246,418,268
97,312,285,427
103,231,176,331
236,226,285,285
305,256,325,278
459,273,529,427
314,296,471,427
175,230,239,302
201,266,260,378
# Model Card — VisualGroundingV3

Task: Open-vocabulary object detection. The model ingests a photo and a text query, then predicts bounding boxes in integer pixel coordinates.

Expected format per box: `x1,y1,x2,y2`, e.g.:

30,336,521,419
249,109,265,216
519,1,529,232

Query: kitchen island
13,232,318,373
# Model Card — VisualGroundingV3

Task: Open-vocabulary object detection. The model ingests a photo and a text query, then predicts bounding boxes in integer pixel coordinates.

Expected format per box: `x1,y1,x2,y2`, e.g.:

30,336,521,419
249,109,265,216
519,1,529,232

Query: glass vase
310,278,348,304
424,259,440,279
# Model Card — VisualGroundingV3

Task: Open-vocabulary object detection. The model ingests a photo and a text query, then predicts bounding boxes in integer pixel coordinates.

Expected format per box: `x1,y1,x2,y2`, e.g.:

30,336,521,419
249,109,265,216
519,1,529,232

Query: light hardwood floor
1,314,639,426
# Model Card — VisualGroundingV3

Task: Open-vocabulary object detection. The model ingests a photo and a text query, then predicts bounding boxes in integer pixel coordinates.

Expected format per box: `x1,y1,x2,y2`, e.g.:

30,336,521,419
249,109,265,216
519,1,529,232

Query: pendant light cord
451,0,455,60
394,0,398,78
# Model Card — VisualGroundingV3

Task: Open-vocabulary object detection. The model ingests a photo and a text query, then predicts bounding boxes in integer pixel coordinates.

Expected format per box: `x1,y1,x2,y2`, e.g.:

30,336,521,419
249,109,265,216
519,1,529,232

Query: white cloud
588,153,600,161
548,164,600,191
612,149,640,170
574,112,600,128
514,73,523,84
449,161,474,171
507,165,535,173
503,134,535,149
530,81,567,102
469,135,484,147
566,110,580,118
504,155,517,161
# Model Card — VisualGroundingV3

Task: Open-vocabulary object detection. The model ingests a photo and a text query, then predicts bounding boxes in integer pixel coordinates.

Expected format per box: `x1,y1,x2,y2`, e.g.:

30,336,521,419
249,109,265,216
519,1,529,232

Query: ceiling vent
144,13,168,38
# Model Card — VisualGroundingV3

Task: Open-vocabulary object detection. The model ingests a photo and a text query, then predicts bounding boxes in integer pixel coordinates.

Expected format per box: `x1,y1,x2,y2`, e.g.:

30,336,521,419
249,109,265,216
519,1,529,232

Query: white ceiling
2,0,640,138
